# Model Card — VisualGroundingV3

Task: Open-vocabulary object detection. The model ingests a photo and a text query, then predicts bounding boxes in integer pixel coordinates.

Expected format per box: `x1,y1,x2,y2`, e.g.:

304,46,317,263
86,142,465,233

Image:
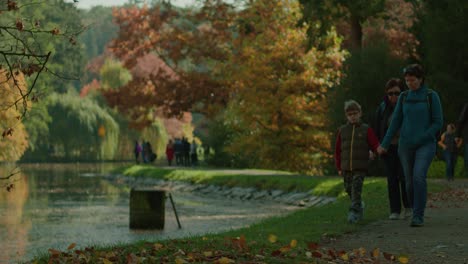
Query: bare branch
0,166,21,180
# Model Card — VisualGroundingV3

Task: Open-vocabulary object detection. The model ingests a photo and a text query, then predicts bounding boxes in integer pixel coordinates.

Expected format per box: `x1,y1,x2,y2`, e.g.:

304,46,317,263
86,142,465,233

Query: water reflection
0,163,299,263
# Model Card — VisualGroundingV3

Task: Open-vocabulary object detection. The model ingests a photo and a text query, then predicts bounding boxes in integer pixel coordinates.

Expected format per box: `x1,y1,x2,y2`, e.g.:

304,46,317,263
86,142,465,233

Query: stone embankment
103,174,336,207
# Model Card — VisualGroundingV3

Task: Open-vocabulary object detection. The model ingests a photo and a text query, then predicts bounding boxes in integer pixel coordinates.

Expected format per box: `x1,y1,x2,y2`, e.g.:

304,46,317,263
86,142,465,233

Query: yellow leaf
67,243,76,250
358,247,366,256
290,239,297,248
203,251,213,257
268,234,278,243
371,248,380,258
398,255,409,264
102,259,113,264
202,237,208,240
279,246,291,253
216,257,234,264
153,243,163,250
340,253,349,261
175,257,187,264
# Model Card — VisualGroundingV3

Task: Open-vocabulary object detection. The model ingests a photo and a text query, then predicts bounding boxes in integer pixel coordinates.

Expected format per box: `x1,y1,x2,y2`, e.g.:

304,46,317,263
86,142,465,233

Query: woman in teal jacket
377,64,443,227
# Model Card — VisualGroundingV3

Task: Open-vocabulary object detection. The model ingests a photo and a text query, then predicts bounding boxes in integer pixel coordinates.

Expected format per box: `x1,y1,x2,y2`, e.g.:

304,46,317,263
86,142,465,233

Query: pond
0,163,301,263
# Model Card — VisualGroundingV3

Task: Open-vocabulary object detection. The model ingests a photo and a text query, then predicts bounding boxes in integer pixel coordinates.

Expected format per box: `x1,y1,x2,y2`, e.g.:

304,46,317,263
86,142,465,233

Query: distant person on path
166,140,175,166
190,140,198,166
141,140,148,163
146,141,157,163
456,102,468,177
134,140,142,164
174,138,183,166
182,137,191,166
377,64,443,227
373,78,411,220
335,100,379,224
438,123,462,181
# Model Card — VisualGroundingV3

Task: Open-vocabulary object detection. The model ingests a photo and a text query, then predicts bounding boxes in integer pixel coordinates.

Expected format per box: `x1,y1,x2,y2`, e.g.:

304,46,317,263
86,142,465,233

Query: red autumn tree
103,2,236,127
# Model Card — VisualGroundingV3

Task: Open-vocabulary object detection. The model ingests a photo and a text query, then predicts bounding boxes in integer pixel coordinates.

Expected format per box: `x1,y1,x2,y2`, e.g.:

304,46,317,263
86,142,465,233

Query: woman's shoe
410,216,424,227
403,208,412,219
388,213,400,220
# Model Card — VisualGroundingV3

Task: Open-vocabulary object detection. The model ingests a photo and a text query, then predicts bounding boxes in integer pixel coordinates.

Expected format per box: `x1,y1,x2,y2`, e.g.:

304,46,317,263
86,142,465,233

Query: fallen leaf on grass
312,251,322,258
307,242,319,250
175,257,187,264
327,249,337,259
67,243,76,250
215,257,234,264
398,255,409,263
268,234,278,243
358,247,366,256
102,258,113,264
383,252,396,261
371,248,380,258
48,249,61,257
153,243,164,250
290,239,297,248
279,245,291,253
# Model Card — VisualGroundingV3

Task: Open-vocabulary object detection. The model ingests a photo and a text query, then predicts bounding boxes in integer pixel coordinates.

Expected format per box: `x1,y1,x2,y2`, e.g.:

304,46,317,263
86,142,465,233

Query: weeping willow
46,92,119,160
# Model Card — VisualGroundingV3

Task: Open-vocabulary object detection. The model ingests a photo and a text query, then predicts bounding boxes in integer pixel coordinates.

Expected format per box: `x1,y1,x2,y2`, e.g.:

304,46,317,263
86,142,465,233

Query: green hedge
427,156,465,179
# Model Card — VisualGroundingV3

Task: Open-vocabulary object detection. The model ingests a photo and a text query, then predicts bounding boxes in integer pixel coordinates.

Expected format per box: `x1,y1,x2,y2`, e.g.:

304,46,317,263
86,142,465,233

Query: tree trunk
349,14,362,50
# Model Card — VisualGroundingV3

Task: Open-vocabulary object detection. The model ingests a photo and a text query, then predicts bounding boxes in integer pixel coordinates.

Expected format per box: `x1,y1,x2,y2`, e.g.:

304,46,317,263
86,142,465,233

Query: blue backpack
400,89,441,140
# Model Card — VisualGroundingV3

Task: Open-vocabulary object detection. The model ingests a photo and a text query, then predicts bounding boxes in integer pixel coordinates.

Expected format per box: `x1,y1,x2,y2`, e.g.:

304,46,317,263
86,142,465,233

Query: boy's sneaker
347,212,358,224
388,213,400,220
410,216,424,227
404,208,412,219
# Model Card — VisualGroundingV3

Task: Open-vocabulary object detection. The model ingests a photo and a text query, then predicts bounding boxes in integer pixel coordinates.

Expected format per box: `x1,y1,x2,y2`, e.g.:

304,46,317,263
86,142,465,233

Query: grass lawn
30,165,445,263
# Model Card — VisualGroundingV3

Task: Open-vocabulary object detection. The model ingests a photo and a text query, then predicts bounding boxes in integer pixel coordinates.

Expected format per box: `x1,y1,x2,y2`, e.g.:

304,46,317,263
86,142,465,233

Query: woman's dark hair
403,64,425,79
385,78,404,92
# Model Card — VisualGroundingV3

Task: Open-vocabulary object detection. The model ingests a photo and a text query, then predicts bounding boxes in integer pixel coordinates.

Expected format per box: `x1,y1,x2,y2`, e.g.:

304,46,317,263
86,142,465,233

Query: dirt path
323,179,468,264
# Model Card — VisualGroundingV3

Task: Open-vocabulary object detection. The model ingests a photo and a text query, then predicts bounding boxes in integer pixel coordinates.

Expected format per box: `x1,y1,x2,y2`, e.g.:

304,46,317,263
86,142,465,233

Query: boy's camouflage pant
343,171,365,213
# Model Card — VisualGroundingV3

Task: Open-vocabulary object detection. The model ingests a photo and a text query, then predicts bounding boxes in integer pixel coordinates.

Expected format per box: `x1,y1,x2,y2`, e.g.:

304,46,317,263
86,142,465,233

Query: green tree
80,6,118,60
329,41,406,130
14,0,86,94
299,0,386,50
32,92,120,161
100,59,132,90
416,0,468,121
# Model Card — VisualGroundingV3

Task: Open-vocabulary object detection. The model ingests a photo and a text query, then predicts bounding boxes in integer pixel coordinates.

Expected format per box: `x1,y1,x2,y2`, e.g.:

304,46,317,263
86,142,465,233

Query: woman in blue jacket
377,64,443,227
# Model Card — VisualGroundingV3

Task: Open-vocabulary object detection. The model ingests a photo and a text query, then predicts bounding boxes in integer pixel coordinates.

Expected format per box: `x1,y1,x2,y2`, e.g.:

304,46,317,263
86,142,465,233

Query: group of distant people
133,141,157,164
133,137,199,167
165,137,198,167
335,63,468,227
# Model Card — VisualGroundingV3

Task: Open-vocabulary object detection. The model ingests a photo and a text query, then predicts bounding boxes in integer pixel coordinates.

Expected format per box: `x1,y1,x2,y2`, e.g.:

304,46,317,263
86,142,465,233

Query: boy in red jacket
335,100,380,223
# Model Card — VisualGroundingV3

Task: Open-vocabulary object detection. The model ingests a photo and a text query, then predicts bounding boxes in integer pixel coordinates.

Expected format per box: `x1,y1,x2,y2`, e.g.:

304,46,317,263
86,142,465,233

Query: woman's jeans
383,145,409,214
398,142,436,219
443,150,457,180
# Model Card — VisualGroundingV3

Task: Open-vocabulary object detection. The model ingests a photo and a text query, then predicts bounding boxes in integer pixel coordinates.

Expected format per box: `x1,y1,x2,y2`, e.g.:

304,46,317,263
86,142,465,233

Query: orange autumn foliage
105,1,346,172
222,1,345,173
0,70,29,161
